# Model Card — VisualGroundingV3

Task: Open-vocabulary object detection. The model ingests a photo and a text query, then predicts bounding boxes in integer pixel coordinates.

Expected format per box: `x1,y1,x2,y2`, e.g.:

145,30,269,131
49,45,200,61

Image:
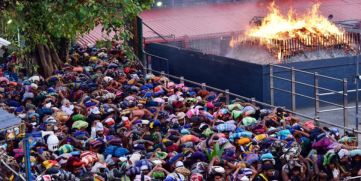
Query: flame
230,2,346,62
247,2,343,41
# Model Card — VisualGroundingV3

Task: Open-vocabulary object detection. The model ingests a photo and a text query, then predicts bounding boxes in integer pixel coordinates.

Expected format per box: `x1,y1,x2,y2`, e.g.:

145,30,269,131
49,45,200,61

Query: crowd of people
0,44,360,181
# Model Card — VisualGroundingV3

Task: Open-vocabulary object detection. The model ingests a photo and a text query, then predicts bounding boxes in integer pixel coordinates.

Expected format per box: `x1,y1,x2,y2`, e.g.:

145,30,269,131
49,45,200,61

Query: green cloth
72,114,86,122
228,103,243,111
231,110,243,119
72,120,89,129
202,128,214,137
152,171,165,179
242,117,257,126
58,144,74,154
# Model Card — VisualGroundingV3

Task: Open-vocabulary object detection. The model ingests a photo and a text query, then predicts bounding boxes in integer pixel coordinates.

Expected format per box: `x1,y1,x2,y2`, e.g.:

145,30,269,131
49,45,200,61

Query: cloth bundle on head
180,135,200,143
350,149,361,157
229,131,253,142
168,153,183,165
103,118,115,127
102,93,115,100
72,120,89,129
278,129,292,140
260,153,275,165
228,103,243,111
58,144,74,154
104,146,129,157
43,160,58,169
44,116,57,125
245,153,259,165
54,111,69,123
175,161,191,176
338,149,349,159
242,106,256,116
96,122,104,131
237,137,251,145
304,121,315,130
81,151,99,166
155,150,168,160
216,123,236,132
254,134,268,142
72,114,86,122
22,92,34,102
231,110,243,119
129,152,142,165
66,157,83,170
242,117,257,126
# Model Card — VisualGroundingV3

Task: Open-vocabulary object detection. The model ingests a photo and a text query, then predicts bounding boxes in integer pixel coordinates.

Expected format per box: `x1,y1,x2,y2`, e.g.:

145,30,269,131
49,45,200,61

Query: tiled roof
77,0,361,45
141,0,361,40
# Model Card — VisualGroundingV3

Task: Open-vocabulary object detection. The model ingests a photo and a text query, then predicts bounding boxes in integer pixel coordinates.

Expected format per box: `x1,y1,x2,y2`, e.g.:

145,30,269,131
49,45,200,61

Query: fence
270,64,350,128
143,51,361,138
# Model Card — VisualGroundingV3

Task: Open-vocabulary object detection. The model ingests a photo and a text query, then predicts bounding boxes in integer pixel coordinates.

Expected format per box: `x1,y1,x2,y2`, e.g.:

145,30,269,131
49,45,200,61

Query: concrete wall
146,43,264,101
146,43,360,109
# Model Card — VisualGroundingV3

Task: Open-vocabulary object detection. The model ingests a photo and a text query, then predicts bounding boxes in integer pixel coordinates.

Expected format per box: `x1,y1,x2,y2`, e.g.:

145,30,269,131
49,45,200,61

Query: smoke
225,46,276,64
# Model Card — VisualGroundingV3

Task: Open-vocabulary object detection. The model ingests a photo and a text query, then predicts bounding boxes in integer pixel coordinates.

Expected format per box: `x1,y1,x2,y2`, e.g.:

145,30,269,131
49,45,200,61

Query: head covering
96,122,104,132
242,117,257,126
72,120,89,129
304,121,315,130
338,149,349,159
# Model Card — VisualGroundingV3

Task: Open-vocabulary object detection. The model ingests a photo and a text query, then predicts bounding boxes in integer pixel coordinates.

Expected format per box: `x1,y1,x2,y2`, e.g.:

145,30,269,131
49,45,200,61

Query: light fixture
156,1,163,7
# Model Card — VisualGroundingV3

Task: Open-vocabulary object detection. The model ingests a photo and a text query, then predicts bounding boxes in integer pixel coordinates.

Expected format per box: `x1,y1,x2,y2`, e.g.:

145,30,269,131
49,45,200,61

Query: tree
1,0,152,77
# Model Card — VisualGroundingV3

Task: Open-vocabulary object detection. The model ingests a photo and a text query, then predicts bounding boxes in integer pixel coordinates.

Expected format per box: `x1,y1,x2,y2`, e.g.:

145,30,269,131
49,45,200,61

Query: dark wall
146,43,360,109
146,43,264,101
262,56,359,108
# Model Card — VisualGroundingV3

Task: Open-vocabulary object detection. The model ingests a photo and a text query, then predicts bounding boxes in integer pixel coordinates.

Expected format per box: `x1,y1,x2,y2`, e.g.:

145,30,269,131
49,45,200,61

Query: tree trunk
59,38,70,63
36,44,52,77
35,43,63,77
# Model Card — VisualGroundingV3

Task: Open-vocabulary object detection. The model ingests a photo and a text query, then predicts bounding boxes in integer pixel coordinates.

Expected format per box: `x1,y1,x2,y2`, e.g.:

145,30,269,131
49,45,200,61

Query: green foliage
96,40,113,49
205,143,225,161
1,0,153,58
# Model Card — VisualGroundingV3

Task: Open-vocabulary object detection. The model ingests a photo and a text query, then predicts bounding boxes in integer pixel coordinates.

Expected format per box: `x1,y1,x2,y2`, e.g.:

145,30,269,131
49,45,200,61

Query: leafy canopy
2,0,152,56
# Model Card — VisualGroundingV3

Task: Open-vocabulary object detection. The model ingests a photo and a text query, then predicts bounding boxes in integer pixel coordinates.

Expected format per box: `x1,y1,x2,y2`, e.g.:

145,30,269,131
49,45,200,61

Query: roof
141,0,361,40
77,25,115,47
77,0,361,46
0,109,21,131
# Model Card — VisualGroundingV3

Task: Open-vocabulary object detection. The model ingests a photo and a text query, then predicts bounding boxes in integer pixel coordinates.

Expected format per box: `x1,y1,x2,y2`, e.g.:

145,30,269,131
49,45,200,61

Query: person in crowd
0,43,359,181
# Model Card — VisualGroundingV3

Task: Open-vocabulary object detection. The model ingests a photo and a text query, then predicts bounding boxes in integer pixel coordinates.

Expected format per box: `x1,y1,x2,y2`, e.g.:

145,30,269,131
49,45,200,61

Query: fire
230,2,349,62
246,2,344,40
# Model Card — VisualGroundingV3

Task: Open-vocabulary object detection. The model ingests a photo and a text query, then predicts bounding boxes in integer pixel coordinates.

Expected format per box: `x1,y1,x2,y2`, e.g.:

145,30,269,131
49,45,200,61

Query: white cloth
61,105,74,115
134,174,152,181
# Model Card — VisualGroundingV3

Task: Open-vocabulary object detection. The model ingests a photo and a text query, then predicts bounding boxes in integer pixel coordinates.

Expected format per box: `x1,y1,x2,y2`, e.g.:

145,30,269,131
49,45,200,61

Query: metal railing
270,64,351,129
143,51,361,136
343,176,361,181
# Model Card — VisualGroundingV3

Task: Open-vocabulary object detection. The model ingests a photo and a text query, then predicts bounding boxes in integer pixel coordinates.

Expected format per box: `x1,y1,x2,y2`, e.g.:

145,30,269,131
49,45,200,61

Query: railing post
343,78,349,131
143,52,147,74
251,97,256,106
161,71,167,87
201,83,206,90
314,72,320,125
225,89,230,105
147,54,152,73
24,135,32,181
291,67,296,112
270,65,274,105
180,76,185,84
